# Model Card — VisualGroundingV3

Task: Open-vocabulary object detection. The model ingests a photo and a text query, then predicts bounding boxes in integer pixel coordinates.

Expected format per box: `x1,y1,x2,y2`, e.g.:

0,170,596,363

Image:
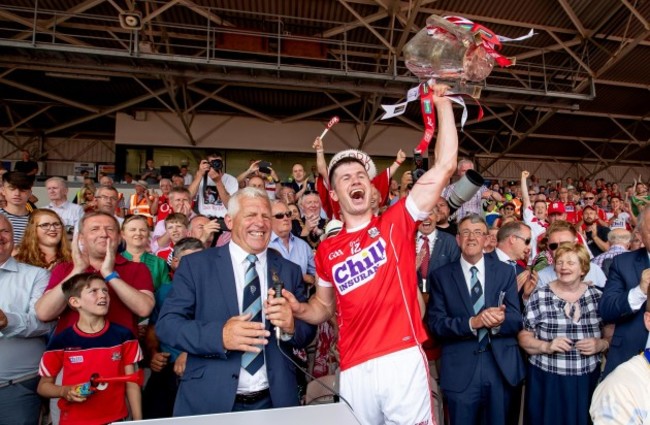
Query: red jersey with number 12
316,198,428,370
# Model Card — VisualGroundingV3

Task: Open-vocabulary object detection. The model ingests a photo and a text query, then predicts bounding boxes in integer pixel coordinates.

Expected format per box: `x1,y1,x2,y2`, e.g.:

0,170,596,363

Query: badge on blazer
368,227,379,238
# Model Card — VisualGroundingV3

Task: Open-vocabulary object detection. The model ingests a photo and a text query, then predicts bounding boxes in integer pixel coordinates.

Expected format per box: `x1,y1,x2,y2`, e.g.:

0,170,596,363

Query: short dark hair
172,237,204,258
497,221,530,243
206,151,223,159
2,171,33,190
62,272,104,306
328,157,366,189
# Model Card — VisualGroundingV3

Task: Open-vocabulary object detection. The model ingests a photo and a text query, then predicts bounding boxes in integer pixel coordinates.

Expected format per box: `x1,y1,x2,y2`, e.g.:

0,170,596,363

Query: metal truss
0,0,648,171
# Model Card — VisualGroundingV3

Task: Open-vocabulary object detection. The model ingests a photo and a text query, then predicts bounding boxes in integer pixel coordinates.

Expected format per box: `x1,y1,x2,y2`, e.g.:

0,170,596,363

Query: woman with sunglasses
519,242,608,425
15,209,71,270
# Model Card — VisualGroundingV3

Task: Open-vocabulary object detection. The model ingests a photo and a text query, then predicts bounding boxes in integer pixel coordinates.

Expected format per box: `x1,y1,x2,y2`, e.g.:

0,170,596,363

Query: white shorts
339,346,434,425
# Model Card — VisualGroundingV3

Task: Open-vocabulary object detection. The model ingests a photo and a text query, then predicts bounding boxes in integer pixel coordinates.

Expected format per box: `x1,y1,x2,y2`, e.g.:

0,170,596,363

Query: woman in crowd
518,242,608,425
79,184,97,213
15,209,71,269
120,214,170,294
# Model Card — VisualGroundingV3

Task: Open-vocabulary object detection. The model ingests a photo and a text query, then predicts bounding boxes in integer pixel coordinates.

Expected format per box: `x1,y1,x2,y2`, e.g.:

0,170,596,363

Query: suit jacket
599,248,650,376
156,245,316,416
427,255,525,393
484,250,526,275
422,231,461,293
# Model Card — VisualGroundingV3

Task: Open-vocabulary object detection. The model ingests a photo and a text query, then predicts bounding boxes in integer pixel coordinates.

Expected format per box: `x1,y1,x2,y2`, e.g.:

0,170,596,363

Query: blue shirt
268,232,316,277
0,257,53,381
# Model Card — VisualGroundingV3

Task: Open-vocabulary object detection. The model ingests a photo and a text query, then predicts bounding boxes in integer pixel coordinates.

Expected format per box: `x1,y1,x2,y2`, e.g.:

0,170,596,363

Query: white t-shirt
196,173,239,218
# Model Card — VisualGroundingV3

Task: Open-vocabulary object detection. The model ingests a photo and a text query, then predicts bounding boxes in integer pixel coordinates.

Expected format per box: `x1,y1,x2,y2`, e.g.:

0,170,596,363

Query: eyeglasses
459,230,486,238
97,195,118,202
512,235,531,245
584,196,595,200
273,211,292,219
37,222,63,230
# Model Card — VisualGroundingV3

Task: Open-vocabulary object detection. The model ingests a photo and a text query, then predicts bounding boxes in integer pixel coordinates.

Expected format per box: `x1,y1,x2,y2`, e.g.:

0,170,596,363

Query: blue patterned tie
241,254,264,375
470,266,488,345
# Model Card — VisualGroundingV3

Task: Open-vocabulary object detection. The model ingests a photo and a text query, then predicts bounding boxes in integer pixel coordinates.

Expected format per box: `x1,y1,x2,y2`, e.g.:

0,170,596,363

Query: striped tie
241,254,264,375
470,266,488,345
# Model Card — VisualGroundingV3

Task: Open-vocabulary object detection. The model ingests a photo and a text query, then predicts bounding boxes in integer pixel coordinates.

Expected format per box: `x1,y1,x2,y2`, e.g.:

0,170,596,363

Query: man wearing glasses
94,186,125,226
428,214,525,425
268,200,316,287
578,192,609,227
536,221,607,289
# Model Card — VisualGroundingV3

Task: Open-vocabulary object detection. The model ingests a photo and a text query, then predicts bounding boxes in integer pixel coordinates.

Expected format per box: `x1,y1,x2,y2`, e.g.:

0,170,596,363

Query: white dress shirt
228,242,270,393
44,201,84,229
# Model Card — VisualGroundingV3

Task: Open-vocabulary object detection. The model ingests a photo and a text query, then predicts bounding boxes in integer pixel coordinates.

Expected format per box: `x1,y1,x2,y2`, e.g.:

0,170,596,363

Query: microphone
271,271,284,341
269,274,359,421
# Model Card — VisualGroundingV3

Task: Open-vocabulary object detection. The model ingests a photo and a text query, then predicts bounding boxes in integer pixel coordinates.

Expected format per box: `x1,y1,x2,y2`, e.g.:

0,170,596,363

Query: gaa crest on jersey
367,227,379,238
332,238,387,294
111,351,122,362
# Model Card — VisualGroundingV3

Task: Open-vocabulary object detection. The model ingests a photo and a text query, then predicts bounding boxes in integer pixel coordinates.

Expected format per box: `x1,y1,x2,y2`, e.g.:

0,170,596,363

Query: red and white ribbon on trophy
382,14,534,154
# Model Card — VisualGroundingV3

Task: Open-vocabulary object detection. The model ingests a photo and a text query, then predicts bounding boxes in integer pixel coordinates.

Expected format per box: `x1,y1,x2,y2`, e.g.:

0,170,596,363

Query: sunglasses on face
512,235,531,245
273,211,292,219
548,241,572,251
584,196,595,200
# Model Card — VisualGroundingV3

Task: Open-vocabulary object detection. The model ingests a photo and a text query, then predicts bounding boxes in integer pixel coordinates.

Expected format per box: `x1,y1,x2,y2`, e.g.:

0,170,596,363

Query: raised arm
313,137,329,183
409,84,458,213
388,149,406,179
521,170,531,210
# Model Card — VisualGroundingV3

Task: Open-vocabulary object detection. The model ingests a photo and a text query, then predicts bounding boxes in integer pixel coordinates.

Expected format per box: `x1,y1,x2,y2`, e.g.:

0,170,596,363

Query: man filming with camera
189,152,239,219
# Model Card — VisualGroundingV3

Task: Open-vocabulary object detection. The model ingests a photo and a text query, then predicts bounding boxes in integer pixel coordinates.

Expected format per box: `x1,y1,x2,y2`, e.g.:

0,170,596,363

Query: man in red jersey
284,83,456,425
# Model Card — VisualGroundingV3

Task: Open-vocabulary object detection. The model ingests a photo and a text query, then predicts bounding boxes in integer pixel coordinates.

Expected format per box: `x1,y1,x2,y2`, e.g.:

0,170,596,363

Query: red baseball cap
548,201,566,215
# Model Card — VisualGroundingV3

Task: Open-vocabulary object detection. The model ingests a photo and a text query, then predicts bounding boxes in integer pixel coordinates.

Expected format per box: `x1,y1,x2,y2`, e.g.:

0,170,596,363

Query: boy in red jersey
284,83,457,425
37,273,142,425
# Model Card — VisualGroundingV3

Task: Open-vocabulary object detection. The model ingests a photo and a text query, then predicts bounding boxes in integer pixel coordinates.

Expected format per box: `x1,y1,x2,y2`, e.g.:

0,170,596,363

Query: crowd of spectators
0,138,649,425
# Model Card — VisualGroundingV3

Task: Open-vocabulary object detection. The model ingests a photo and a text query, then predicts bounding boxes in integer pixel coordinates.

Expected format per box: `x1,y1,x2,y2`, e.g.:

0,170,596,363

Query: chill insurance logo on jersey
332,238,387,294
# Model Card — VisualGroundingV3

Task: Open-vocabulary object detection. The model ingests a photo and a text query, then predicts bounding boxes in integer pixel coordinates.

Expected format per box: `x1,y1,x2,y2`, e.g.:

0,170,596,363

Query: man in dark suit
599,206,650,377
416,211,460,298
491,221,539,303
157,187,316,416
428,214,525,425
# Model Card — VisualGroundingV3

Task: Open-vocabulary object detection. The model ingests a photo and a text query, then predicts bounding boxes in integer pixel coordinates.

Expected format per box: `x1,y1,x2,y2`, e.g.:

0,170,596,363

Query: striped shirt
0,208,31,246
